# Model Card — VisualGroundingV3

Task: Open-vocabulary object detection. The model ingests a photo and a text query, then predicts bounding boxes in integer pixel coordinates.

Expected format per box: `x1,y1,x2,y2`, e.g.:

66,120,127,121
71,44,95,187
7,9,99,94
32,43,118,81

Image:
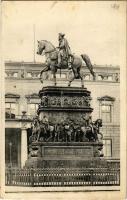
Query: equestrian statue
37,33,95,87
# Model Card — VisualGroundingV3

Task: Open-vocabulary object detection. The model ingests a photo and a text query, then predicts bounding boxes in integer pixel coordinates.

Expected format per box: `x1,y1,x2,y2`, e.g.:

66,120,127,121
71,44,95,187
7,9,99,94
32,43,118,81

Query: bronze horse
29,117,41,142
37,40,95,87
86,119,103,141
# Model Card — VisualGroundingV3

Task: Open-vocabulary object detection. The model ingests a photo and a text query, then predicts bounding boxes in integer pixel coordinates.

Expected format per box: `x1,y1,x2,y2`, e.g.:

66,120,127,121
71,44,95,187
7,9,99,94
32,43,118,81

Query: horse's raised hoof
68,82,71,87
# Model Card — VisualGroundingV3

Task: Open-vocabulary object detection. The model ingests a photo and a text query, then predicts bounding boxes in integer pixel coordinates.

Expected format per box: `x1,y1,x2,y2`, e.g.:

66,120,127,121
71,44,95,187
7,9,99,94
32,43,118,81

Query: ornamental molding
40,95,91,108
25,93,39,99
97,95,115,101
5,93,20,98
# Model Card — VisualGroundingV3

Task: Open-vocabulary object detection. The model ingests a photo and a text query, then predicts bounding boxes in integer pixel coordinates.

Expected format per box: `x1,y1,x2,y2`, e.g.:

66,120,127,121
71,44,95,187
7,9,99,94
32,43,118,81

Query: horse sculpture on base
85,119,103,142
37,40,95,87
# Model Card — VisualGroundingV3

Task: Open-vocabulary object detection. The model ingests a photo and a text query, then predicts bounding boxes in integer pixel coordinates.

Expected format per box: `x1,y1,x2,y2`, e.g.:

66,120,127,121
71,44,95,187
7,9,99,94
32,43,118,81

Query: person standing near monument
58,33,72,69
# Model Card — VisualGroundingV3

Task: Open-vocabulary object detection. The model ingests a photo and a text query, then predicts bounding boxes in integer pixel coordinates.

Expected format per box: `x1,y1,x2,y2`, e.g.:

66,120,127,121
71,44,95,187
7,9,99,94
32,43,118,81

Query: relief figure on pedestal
29,117,41,142
41,96,48,107
74,125,84,142
29,115,103,143
93,119,103,142
63,123,70,142
46,122,55,142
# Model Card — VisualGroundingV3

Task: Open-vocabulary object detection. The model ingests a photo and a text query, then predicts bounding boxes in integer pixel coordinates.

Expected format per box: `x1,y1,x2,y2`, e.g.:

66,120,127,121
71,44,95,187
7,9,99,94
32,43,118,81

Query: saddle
50,51,74,69
60,54,74,68
50,51,58,60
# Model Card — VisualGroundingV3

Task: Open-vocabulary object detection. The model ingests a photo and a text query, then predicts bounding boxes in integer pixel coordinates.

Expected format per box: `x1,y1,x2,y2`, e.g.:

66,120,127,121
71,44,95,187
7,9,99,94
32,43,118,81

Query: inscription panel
43,146,93,157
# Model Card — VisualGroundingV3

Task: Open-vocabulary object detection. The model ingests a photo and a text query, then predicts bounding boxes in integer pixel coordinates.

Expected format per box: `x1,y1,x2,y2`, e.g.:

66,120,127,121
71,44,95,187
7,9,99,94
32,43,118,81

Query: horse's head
95,119,102,127
36,40,45,55
37,40,56,55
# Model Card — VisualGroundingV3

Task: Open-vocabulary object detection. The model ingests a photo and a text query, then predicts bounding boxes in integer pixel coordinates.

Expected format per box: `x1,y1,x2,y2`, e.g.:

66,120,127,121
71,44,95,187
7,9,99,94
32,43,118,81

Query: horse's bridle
38,46,45,55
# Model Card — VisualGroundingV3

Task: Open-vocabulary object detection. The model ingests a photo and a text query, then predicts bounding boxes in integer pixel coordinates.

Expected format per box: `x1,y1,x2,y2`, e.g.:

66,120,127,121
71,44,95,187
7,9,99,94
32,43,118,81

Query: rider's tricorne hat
59,33,65,37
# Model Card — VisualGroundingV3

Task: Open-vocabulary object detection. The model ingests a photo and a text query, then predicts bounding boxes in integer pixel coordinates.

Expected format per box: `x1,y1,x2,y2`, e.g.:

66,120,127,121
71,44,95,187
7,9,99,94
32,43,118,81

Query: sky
2,1,126,65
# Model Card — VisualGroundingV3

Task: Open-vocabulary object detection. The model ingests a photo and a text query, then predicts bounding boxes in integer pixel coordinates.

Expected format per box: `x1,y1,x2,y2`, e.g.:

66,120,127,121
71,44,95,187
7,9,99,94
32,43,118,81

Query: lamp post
9,142,12,167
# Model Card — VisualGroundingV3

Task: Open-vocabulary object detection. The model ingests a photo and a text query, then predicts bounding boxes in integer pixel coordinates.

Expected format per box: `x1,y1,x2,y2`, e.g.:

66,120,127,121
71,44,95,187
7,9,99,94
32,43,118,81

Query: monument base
38,86,93,123
25,142,103,168
26,86,104,169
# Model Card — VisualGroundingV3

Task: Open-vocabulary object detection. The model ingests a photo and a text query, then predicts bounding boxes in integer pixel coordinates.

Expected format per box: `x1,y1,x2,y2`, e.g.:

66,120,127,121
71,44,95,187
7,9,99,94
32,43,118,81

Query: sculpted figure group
29,115,103,143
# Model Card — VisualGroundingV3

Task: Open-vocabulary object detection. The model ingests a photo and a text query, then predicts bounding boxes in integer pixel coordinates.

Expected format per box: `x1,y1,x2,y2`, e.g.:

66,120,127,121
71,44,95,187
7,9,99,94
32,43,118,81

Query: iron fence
5,167,120,187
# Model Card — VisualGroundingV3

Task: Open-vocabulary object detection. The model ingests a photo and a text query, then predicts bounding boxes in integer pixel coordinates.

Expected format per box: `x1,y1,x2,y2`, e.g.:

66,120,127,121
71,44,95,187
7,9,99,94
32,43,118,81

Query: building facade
5,61,120,168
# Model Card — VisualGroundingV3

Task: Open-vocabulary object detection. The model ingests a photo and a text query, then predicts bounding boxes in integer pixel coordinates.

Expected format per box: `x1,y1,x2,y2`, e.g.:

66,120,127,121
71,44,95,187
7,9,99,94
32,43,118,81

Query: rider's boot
68,62,72,70
58,62,62,68
57,54,62,68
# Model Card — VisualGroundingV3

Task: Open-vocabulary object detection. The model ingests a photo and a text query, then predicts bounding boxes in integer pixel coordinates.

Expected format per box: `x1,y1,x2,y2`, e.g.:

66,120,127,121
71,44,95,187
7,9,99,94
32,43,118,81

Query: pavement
1,186,122,200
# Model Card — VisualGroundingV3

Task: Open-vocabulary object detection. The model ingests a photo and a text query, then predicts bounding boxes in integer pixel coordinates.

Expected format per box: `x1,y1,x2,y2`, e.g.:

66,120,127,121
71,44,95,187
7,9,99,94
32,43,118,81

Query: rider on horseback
58,33,72,69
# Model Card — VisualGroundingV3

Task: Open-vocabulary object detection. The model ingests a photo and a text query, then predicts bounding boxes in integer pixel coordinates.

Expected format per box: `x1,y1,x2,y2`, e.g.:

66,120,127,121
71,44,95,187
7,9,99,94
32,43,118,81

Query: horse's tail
81,54,96,80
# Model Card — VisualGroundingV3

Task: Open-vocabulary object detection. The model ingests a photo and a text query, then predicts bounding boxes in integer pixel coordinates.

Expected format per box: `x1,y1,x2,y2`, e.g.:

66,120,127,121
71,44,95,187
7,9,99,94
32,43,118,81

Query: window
27,103,38,116
107,75,113,81
26,93,40,116
5,103,18,119
13,72,18,78
101,105,111,123
27,72,32,78
98,75,103,80
5,93,20,119
103,139,112,157
98,96,115,123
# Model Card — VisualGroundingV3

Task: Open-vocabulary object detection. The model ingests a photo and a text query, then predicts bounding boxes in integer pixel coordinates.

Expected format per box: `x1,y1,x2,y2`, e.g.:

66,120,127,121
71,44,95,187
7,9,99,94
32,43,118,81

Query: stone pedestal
38,86,93,123
25,141,103,168
25,86,103,168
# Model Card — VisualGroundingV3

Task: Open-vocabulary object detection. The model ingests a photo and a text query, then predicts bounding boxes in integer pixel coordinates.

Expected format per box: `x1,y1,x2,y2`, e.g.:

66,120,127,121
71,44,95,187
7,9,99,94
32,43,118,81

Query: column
21,128,28,168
